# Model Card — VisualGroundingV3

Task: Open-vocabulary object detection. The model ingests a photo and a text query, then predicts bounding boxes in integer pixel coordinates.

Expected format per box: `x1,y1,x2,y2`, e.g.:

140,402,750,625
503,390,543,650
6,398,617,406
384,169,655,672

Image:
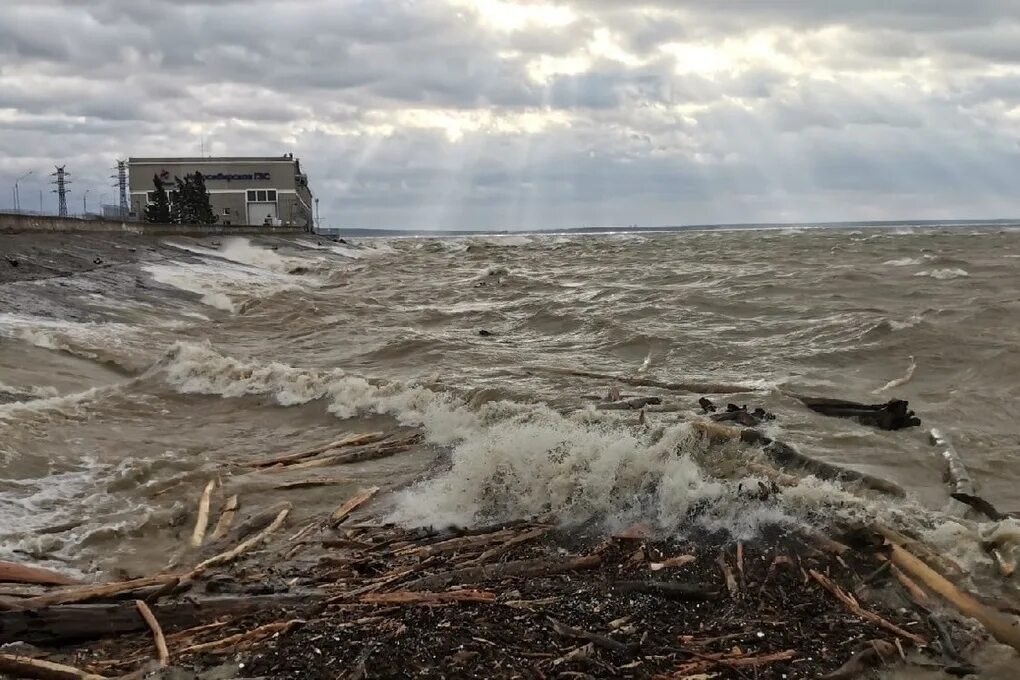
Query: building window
246,189,277,202
223,207,231,215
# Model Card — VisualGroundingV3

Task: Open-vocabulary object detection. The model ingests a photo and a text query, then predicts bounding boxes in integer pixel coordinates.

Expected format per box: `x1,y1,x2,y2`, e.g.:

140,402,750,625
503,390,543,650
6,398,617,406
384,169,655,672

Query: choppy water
2,226,1019,600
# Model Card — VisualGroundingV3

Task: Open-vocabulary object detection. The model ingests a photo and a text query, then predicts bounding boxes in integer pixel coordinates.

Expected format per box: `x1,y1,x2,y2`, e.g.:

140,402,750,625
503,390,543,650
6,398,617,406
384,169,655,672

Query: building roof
128,156,299,164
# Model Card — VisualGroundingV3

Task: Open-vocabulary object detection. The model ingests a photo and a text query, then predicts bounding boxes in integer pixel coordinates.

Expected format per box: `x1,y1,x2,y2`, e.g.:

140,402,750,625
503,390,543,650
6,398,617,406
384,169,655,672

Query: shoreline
1,428,1018,679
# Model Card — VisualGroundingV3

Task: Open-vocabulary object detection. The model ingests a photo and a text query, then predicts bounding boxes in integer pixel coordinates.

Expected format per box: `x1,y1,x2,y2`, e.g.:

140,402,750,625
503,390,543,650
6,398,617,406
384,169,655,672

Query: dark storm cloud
3,0,1020,227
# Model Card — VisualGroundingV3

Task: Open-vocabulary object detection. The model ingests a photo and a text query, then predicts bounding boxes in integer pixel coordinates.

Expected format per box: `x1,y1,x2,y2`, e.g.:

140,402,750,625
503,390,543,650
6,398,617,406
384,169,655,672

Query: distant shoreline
318,218,1020,238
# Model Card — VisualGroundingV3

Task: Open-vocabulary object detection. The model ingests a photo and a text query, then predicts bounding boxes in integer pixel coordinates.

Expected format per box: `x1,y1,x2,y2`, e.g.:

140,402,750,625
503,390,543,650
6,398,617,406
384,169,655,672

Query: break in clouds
3,0,1020,229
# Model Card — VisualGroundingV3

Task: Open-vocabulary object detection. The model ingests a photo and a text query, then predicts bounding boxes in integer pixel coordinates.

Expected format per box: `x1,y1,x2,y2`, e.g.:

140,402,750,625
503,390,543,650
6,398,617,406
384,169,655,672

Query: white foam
874,355,917,393
144,259,302,313
914,268,969,280
0,313,143,360
151,344,898,536
883,257,923,266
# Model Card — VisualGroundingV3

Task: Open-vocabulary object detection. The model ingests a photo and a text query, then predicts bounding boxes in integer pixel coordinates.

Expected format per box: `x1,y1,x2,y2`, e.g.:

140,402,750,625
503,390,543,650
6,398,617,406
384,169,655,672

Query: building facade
128,155,313,228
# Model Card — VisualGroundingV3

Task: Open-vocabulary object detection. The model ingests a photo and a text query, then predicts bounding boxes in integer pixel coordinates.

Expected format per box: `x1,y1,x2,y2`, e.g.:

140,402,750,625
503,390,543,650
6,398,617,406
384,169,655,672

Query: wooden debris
195,506,290,572
178,619,303,655
992,548,1017,578
360,590,496,605
872,523,963,579
247,432,388,468
330,487,380,525
274,476,354,490
395,528,518,558
404,554,601,592
282,435,422,472
190,480,216,548
809,569,926,645
536,366,756,394
884,539,1020,654
547,616,634,653
596,396,662,410
0,594,322,645
222,501,292,545
12,574,182,611
612,581,717,601
209,494,239,542
0,654,108,680
0,561,81,586
134,600,169,667
930,429,974,498
716,552,738,596
649,555,696,571
793,395,920,431
462,526,551,566
659,649,797,676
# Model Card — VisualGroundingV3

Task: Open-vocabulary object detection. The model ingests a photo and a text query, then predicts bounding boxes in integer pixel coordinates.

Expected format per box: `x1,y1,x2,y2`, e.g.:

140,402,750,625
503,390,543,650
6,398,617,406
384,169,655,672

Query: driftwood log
721,427,906,497
793,396,920,431
0,562,81,587
0,594,324,645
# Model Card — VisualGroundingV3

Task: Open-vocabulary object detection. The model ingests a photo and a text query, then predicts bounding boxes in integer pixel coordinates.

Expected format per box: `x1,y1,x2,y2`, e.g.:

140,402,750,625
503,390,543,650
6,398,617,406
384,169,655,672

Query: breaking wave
914,268,969,280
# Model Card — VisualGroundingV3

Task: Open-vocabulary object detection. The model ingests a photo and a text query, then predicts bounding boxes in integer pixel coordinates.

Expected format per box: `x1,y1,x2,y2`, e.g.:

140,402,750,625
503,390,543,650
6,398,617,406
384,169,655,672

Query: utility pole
51,166,70,217
112,160,128,216
314,197,320,233
39,189,43,213
83,189,90,215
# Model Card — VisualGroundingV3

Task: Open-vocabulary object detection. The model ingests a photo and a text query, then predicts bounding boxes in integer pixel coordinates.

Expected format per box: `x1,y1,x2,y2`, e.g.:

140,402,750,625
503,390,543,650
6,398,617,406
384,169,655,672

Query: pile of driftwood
2,505,1016,679
1,413,1018,678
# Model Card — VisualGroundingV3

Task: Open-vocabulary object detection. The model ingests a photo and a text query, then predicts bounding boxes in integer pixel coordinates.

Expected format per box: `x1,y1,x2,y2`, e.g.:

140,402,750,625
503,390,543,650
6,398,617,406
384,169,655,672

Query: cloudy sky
3,0,1020,230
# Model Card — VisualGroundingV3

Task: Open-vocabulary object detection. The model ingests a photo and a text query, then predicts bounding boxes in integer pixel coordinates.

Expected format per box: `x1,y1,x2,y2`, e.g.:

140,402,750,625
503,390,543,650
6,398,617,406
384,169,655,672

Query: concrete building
128,155,313,228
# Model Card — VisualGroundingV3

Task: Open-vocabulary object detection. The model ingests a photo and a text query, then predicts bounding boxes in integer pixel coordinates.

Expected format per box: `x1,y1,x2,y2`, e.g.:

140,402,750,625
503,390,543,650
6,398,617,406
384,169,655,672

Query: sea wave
914,268,969,280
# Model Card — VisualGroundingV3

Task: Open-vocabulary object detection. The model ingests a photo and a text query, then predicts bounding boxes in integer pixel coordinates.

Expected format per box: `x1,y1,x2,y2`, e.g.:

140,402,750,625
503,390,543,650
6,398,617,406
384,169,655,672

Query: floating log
695,424,906,497
930,429,974,498
220,501,292,545
134,600,169,667
793,395,920,431
0,561,81,587
195,506,290,572
209,495,239,542
190,480,216,548
872,523,963,580
330,487,380,525
359,590,496,605
596,396,662,411
274,476,355,490
0,654,107,680
404,554,601,592
247,432,388,468
884,539,1020,654
535,366,757,394
0,594,323,646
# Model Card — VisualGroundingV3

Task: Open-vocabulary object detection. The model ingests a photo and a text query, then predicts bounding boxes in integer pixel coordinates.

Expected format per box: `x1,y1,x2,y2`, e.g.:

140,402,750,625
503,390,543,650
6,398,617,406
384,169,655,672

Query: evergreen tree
189,172,217,224
144,174,172,223
171,173,217,224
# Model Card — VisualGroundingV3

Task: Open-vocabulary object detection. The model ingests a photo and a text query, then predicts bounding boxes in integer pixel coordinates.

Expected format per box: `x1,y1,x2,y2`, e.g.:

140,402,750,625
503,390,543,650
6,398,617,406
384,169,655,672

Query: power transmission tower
51,166,70,217
112,160,128,216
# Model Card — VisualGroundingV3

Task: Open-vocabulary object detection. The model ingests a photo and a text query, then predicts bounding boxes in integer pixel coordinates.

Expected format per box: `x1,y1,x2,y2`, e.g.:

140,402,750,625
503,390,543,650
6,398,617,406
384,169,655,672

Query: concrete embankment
1,212,304,236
